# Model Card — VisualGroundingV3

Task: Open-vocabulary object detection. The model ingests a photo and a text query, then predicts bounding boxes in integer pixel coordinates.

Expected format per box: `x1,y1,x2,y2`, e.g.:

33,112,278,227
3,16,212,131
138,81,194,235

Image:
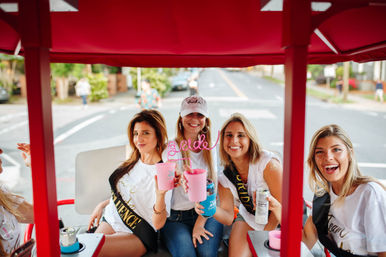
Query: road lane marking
358,162,386,169
0,121,28,136
219,108,276,119
217,69,248,99
0,112,27,122
54,114,104,144
365,112,378,117
275,96,283,101
0,154,21,189
1,153,21,167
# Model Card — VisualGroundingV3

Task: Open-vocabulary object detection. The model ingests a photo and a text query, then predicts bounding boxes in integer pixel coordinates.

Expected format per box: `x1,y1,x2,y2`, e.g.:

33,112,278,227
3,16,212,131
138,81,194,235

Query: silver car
0,86,10,103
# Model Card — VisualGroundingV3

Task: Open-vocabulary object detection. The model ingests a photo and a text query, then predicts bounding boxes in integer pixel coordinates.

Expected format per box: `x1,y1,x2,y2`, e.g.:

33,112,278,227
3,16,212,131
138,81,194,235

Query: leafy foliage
87,73,108,102
307,65,324,80
130,68,173,96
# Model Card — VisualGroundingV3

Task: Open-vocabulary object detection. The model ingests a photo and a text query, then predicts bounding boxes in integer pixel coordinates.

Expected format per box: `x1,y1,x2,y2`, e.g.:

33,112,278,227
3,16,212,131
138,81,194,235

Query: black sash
223,166,255,214
109,166,157,252
312,193,373,257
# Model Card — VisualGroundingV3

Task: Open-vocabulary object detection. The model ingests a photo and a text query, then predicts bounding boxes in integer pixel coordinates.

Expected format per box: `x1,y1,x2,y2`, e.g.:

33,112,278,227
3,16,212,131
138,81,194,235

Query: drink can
200,179,216,217
255,189,269,224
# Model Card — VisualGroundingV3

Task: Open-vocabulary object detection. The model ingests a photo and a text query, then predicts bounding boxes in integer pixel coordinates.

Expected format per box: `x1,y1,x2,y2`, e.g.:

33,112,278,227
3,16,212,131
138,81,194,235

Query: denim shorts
234,212,245,223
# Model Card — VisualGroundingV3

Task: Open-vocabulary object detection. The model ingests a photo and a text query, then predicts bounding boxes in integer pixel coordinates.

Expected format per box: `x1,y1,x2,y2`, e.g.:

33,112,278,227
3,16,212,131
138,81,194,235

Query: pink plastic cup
156,162,176,191
183,169,207,202
269,230,281,250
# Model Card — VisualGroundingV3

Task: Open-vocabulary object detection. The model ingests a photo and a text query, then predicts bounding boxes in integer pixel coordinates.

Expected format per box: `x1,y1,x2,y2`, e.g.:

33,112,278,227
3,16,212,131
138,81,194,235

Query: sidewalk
307,81,386,113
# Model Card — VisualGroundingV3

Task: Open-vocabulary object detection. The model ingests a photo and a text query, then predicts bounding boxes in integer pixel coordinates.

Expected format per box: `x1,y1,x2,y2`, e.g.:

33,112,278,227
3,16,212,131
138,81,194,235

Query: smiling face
181,112,206,136
133,121,158,155
314,136,350,193
223,121,250,160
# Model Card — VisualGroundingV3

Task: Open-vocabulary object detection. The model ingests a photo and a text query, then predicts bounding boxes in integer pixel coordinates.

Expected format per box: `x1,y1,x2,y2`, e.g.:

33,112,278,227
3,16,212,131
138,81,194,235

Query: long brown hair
111,110,168,186
175,116,215,182
307,124,385,202
219,113,262,168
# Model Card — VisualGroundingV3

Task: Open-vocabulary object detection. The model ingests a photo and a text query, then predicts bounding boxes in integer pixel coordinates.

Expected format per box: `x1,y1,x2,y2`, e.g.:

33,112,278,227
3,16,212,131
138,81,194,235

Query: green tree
130,68,172,96
307,65,324,80
87,73,108,102
0,54,24,95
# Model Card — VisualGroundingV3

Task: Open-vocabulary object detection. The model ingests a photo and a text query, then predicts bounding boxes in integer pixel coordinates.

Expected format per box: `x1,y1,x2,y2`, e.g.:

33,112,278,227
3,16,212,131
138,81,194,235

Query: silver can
255,189,269,224
60,227,77,246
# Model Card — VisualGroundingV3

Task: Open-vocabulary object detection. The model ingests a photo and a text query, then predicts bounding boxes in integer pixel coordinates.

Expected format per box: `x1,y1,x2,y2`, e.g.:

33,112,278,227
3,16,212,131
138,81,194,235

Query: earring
201,126,209,134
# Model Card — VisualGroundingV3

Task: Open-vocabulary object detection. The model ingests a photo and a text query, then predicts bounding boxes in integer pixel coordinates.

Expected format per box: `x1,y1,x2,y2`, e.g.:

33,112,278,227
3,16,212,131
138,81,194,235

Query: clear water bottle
255,189,269,224
200,179,216,217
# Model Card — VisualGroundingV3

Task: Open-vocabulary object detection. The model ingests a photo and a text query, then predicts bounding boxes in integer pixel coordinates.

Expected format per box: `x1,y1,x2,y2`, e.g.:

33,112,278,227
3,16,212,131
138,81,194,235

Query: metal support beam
281,0,311,256
18,0,60,256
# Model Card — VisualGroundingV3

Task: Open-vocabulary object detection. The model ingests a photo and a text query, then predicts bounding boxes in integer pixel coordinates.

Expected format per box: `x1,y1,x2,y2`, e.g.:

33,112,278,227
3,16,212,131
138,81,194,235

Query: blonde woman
196,113,282,257
87,110,172,257
267,124,386,257
0,145,34,256
161,95,223,257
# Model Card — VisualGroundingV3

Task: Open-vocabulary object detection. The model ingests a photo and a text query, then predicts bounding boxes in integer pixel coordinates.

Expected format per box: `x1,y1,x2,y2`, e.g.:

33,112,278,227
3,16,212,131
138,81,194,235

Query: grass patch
306,87,331,99
306,88,354,104
360,93,386,102
263,76,284,85
52,97,78,104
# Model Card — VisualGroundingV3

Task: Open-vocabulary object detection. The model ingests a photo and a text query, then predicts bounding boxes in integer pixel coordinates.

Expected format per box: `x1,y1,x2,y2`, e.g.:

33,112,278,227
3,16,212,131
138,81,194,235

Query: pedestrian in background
336,76,343,95
375,79,384,103
137,79,161,110
75,77,91,109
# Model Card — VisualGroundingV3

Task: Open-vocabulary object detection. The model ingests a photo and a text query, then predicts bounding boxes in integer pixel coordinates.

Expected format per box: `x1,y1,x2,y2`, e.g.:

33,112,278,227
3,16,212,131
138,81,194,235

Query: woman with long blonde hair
267,124,386,257
160,95,223,257
196,113,283,257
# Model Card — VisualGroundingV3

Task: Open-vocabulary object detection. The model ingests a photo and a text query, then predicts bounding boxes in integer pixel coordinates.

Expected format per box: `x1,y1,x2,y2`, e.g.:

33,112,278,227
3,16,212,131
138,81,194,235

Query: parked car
171,72,190,91
0,86,10,103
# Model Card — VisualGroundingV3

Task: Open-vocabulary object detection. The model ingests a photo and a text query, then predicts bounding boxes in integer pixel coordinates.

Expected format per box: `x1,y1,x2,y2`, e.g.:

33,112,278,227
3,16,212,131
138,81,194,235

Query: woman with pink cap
160,95,223,257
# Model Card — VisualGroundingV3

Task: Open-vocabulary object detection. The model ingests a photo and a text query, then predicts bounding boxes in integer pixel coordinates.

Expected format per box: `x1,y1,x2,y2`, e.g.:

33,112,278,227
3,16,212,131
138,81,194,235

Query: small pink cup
269,230,281,250
183,169,207,202
156,162,176,190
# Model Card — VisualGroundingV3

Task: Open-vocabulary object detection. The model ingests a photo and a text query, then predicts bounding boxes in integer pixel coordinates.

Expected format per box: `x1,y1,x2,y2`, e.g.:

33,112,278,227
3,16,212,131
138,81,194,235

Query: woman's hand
192,223,213,248
173,171,181,188
194,202,204,216
88,200,109,230
267,195,282,224
17,143,31,167
155,175,168,196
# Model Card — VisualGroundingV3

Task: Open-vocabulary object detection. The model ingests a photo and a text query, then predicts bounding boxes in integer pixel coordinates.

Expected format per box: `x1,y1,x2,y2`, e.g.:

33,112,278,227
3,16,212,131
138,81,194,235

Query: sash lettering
109,166,157,252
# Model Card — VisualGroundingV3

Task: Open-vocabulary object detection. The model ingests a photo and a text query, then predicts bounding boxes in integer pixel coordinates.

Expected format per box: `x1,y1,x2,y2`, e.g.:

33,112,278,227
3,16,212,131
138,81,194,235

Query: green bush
130,68,172,97
87,73,108,102
308,65,324,80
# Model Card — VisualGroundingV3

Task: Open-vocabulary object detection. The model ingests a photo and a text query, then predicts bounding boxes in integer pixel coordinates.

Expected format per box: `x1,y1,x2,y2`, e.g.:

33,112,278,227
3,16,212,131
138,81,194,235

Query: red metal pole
281,0,311,256
19,0,60,256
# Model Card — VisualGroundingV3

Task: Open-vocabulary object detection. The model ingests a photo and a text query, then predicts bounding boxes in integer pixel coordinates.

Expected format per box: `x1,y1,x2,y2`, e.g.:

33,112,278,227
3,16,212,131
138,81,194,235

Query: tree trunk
343,62,350,101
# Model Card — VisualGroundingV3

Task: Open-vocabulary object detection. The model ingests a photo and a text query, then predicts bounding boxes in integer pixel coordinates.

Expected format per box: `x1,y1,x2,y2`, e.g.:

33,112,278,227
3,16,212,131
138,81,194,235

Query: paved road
1,68,385,228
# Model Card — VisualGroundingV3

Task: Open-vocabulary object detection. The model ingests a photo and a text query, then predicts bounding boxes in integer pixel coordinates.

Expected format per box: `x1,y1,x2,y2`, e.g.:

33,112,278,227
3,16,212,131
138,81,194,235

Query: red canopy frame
1,0,385,256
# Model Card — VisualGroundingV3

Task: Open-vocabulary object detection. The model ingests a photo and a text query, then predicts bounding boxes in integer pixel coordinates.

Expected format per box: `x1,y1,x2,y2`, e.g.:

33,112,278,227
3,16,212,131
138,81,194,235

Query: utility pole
137,67,141,93
343,62,350,101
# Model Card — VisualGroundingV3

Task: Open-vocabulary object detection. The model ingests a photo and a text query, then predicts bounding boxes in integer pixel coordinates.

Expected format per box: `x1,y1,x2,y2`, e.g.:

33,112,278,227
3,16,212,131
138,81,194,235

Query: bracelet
153,204,165,215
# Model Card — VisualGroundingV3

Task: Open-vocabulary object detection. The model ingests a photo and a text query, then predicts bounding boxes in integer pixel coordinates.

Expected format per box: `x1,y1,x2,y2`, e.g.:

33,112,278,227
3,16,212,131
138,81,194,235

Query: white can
255,189,269,224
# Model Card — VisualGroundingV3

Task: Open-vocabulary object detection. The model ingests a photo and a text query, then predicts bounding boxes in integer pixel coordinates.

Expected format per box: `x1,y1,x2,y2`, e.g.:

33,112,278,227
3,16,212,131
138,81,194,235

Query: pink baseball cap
180,96,208,117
